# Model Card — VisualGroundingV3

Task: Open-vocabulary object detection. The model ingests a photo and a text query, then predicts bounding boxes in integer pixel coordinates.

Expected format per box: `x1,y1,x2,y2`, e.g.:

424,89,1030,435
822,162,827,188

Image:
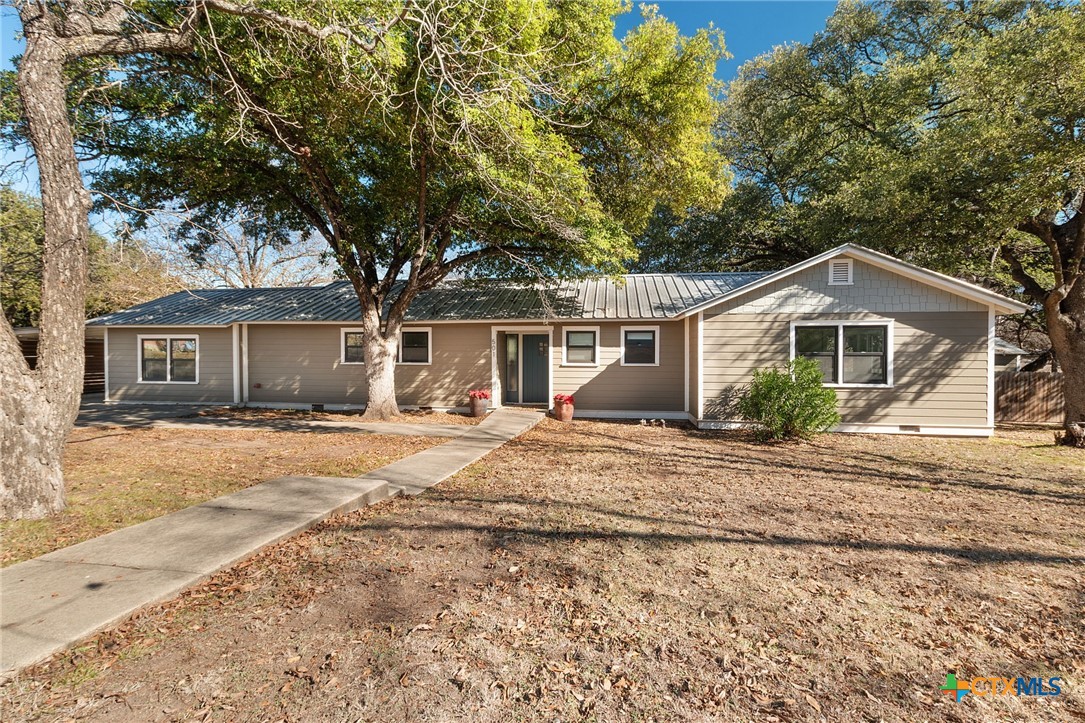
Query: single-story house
994,338,1042,372
87,244,1028,436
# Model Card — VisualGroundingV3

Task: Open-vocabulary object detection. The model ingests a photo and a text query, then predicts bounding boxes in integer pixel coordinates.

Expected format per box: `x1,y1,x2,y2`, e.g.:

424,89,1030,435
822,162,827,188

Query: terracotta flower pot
469,397,488,417
554,401,574,422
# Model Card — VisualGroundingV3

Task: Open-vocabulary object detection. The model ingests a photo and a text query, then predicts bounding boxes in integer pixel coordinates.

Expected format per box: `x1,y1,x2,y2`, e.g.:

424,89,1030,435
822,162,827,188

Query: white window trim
398,326,432,366
828,258,854,286
340,327,366,365
620,325,660,366
789,320,894,388
136,333,200,384
561,325,601,367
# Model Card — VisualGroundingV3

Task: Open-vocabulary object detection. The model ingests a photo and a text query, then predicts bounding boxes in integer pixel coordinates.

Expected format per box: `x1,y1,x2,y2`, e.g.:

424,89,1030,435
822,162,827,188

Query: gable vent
828,258,853,286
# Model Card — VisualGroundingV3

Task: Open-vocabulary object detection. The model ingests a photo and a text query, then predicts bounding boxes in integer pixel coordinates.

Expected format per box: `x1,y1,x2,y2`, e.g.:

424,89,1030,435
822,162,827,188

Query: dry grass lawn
1,421,1082,722
0,427,444,567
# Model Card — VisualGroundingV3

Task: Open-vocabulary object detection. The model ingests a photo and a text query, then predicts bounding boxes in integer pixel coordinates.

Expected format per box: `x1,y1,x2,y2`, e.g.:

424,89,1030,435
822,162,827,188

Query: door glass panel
505,334,519,403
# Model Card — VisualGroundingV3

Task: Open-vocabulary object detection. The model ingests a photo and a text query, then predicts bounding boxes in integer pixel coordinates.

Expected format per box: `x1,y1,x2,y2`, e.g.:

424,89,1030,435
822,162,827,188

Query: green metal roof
87,273,771,327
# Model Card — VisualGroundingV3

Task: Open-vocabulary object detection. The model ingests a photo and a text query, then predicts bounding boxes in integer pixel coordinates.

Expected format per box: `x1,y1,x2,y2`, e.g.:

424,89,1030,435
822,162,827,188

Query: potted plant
468,389,491,417
553,393,575,422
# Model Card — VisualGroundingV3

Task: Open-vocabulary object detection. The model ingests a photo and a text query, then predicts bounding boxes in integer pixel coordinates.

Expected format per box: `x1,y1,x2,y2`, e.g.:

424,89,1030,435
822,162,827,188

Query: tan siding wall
246,323,491,408
107,326,234,403
247,325,366,405
552,320,685,411
701,312,990,427
688,316,698,414
713,258,988,315
396,324,492,407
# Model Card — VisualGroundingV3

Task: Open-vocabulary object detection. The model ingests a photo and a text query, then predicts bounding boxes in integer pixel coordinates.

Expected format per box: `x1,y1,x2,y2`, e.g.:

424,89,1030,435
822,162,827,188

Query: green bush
737,357,840,440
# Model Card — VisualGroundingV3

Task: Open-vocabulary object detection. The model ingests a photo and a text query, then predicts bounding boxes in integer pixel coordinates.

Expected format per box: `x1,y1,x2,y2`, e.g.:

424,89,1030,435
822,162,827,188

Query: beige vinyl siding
552,321,684,411
107,326,234,403
246,323,490,408
701,312,989,427
247,324,366,405
396,324,491,407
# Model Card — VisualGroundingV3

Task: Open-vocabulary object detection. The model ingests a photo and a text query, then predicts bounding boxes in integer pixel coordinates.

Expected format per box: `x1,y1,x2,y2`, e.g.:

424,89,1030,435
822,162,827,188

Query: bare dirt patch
2,422,1081,721
196,406,483,425
0,428,444,567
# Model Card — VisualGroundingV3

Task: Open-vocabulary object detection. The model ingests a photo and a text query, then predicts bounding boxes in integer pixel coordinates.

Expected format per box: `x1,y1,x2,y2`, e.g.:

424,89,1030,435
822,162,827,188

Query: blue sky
1,1,837,201
616,1,836,80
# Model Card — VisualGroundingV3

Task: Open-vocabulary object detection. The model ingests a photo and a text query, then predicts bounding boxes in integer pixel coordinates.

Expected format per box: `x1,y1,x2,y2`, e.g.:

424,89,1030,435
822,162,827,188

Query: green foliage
738,357,840,441
75,2,728,298
1,187,178,326
1,187,44,327
635,0,1084,292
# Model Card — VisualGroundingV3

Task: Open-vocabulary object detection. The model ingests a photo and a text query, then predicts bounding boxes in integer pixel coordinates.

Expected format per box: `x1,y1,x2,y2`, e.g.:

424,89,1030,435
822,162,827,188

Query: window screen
843,326,887,384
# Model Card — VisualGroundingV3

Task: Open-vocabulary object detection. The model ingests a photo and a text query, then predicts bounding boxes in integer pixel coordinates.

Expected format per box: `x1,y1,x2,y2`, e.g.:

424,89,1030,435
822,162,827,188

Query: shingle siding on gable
707,259,988,316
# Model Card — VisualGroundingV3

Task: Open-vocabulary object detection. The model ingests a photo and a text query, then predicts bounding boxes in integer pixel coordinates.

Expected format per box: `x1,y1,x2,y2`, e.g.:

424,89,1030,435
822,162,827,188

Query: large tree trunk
359,305,401,420
1,29,90,519
1047,279,1085,447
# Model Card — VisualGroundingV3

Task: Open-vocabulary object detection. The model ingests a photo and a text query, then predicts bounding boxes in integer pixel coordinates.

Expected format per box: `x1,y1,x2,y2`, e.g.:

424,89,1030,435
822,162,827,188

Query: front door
522,334,549,403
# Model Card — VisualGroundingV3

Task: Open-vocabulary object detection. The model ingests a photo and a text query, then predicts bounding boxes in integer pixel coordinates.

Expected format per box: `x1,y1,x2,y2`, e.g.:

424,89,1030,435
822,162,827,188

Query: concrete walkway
0,408,542,677
76,400,472,438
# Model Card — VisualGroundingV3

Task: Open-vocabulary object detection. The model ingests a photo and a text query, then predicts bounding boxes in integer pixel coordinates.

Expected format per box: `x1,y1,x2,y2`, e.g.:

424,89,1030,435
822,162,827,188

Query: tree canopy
633,0,1084,439
0,187,179,327
75,0,728,417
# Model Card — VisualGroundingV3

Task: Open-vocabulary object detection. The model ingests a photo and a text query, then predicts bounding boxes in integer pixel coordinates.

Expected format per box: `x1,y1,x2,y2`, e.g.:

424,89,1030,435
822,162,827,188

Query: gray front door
521,334,548,403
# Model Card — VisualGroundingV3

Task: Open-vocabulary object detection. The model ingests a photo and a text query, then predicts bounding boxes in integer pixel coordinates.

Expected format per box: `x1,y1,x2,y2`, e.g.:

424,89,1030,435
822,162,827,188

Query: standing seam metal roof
87,273,771,327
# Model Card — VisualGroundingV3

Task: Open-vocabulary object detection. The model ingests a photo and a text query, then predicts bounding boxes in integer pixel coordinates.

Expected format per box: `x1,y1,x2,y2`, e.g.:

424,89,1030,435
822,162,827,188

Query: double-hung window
139,335,198,383
341,329,366,364
793,322,890,386
563,328,598,365
398,328,431,365
621,326,659,366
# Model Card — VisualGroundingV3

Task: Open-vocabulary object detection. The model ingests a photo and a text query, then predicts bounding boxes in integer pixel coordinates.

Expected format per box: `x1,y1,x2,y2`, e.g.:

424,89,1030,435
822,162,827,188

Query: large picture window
792,322,891,387
621,326,659,366
139,335,198,383
563,328,598,365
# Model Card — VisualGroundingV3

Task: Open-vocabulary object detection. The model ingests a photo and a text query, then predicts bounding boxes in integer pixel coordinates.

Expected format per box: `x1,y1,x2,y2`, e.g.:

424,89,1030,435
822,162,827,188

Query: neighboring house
87,244,1027,436
994,338,1040,372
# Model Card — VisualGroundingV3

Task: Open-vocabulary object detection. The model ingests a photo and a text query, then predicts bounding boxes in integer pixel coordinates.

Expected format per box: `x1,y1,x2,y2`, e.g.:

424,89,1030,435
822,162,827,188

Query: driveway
76,395,207,428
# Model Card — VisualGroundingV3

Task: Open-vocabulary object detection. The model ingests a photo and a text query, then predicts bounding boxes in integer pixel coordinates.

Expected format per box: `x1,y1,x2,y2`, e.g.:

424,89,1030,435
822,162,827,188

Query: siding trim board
103,327,110,401
231,325,240,404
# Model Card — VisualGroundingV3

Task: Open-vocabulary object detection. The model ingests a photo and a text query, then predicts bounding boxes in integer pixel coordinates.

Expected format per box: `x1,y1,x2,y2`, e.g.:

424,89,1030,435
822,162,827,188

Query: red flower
553,394,575,405
468,389,491,400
